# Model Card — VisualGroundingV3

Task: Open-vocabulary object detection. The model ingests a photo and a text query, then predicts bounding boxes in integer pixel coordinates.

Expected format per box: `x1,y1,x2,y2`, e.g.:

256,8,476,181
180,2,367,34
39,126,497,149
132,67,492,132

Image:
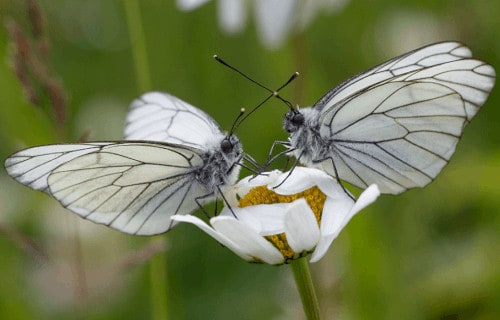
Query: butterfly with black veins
4,92,244,236
280,41,496,194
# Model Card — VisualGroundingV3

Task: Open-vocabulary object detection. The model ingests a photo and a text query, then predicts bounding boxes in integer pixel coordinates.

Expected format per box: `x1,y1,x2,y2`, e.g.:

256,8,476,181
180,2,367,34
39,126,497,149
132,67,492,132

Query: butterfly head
221,107,244,160
283,109,305,133
221,134,243,160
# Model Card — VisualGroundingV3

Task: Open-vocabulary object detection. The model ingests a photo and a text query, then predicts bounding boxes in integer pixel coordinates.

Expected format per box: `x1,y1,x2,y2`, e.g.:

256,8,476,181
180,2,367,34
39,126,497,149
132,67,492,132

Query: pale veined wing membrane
319,81,467,194
5,143,111,192
5,142,211,235
313,42,474,112
125,92,224,148
390,59,495,120
6,89,244,235
281,42,496,194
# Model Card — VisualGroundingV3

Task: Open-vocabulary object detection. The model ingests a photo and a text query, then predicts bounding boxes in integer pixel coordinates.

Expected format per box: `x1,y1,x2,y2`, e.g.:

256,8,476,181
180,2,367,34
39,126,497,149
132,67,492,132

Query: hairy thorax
195,135,242,189
285,108,332,166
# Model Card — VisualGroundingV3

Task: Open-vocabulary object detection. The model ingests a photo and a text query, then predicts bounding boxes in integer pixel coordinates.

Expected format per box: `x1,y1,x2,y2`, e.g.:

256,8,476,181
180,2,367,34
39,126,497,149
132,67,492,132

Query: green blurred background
0,1,499,319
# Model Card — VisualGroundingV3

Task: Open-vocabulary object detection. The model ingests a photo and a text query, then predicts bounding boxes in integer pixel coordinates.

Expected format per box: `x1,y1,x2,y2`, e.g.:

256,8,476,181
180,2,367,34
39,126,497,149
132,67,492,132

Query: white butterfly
282,41,496,194
4,92,243,235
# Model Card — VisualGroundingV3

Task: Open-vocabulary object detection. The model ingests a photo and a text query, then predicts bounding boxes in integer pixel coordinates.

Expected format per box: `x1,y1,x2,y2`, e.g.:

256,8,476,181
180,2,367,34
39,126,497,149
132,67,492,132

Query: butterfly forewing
313,42,474,112
125,92,224,148
392,59,495,120
5,142,209,235
5,143,112,192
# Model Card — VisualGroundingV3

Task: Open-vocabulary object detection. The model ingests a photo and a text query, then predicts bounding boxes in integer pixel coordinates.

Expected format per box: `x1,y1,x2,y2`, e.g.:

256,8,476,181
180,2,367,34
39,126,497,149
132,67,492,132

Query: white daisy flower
176,0,349,50
172,167,379,264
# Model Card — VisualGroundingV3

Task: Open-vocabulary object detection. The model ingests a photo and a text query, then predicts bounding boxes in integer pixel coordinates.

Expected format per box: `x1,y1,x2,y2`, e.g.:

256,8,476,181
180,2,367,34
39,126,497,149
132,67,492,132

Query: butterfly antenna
214,55,270,92
274,71,300,109
229,108,246,136
232,71,299,132
213,55,299,110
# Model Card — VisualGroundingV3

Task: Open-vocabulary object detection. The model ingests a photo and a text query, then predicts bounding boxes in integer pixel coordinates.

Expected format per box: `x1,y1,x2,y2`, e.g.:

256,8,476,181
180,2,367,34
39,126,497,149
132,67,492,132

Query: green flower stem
123,1,167,320
123,0,152,92
290,257,321,320
150,254,168,320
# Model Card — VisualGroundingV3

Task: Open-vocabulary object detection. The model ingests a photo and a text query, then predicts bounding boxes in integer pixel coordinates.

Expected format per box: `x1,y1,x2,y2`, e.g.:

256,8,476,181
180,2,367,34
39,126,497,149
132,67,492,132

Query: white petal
229,170,282,202
319,197,353,236
296,0,317,30
350,184,380,215
171,215,252,261
272,167,354,201
270,167,326,194
316,177,352,200
212,216,285,264
310,185,380,262
309,233,334,263
221,185,242,208
176,0,211,11
284,199,320,253
254,0,297,50
230,203,289,235
237,170,281,188
297,0,350,30
219,206,262,232
310,197,351,262
217,0,246,33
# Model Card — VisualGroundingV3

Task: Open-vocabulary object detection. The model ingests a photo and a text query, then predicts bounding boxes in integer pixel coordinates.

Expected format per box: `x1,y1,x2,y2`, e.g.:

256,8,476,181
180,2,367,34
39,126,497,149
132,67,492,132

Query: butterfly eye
292,112,304,126
283,110,305,133
221,139,233,153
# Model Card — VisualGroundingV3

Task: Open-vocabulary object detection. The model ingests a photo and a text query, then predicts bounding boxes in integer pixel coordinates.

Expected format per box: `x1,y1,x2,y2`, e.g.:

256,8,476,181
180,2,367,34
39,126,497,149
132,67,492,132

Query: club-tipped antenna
214,55,269,92
213,55,298,110
273,71,300,109
229,107,246,136
231,71,300,132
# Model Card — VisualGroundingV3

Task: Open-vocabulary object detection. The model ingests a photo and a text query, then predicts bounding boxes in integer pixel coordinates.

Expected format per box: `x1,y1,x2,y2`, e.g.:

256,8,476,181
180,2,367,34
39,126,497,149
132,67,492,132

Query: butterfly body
5,92,243,235
194,134,242,189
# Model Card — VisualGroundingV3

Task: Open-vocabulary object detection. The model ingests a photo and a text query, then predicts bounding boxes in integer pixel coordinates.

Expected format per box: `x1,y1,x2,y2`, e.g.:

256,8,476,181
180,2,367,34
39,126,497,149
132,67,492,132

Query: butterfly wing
313,42,470,110
124,92,225,148
5,142,208,235
318,82,467,194
388,58,494,120
4,143,112,192
313,42,495,194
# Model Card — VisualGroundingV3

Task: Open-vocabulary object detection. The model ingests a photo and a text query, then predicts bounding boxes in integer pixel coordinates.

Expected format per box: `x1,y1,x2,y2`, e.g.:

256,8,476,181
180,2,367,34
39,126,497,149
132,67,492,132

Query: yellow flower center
238,185,326,262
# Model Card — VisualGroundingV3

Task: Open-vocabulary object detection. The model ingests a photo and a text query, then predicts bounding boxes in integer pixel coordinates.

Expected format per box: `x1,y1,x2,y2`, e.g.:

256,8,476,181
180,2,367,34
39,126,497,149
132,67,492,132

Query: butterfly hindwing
124,92,224,148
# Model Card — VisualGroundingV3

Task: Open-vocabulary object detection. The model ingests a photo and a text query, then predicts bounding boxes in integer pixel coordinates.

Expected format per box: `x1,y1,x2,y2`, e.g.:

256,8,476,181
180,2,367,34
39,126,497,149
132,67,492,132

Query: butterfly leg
264,140,293,170
241,153,265,174
247,141,292,182
216,185,238,218
311,157,354,200
271,151,303,189
194,192,215,219
194,186,238,219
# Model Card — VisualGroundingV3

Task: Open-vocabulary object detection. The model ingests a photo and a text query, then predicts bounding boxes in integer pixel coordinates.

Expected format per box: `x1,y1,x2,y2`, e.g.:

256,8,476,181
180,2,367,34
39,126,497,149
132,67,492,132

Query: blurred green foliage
0,0,499,319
